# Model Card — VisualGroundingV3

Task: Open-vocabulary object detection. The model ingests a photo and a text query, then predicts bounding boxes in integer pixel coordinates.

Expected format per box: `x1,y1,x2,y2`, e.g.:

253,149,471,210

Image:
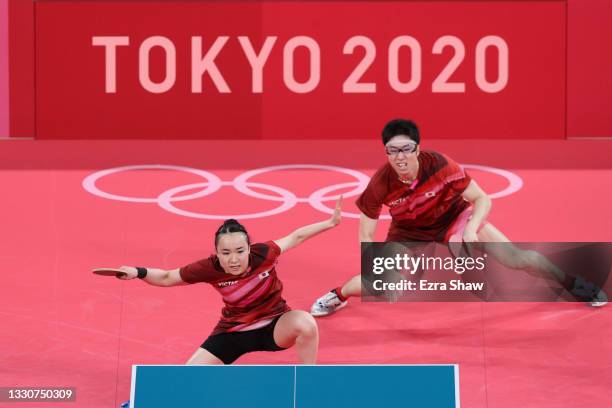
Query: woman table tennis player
107,197,342,365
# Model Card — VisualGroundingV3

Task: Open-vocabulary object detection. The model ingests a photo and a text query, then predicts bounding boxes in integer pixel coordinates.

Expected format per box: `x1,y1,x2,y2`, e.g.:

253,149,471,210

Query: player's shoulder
250,241,281,260
250,241,273,253
420,149,450,164
370,162,395,183
421,150,461,173
179,254,223,283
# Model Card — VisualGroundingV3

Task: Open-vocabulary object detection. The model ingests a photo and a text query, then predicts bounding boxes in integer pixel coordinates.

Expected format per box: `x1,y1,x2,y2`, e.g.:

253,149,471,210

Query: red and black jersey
356,150,471,241
180,241,290,335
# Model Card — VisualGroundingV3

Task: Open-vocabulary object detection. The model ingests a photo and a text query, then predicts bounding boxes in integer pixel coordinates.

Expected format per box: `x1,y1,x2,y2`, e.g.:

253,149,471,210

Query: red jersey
180,241,290,335
356,150,471,241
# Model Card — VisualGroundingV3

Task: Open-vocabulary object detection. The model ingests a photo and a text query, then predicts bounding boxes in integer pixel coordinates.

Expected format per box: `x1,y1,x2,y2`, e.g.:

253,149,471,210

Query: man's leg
311,242,425,316
477,223,607,306
310,241,380,317
340,274,361,297
310,276,353,317
477,223,564,281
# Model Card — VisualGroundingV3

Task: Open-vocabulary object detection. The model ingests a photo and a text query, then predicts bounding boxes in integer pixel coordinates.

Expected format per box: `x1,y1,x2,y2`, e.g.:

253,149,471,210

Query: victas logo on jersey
388,191,436,207
218,280,238,287
388,197,407,207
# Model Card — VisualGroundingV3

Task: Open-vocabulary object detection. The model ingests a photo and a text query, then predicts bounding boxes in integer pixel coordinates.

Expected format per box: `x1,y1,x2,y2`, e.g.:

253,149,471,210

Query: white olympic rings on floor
82,163,523,220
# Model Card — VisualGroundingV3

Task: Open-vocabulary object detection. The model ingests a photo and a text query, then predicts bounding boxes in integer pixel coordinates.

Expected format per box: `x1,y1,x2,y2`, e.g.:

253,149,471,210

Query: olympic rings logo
82,164,523,220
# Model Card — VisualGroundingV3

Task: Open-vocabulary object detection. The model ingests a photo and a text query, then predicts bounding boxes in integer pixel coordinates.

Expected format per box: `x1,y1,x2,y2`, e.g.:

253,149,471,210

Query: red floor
0,139,611,408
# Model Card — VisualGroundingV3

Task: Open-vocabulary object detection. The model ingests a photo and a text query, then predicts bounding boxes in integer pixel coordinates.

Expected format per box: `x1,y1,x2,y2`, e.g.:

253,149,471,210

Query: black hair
381,119,420,145
215,219,251,248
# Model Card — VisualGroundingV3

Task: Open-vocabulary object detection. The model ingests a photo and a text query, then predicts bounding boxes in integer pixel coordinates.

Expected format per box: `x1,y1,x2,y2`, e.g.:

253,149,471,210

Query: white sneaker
310,290,348,317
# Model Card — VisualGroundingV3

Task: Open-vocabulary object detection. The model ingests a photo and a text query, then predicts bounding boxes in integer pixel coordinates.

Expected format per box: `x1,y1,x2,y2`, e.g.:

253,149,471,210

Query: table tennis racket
92,268,127,278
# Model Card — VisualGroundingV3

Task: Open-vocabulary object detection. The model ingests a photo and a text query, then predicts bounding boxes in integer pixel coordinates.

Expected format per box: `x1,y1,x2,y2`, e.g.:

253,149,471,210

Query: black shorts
201,316,286,364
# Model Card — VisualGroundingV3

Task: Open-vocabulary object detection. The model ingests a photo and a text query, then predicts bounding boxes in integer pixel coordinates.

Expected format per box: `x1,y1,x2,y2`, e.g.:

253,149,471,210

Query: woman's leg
273,310,319,364
186,347,224,365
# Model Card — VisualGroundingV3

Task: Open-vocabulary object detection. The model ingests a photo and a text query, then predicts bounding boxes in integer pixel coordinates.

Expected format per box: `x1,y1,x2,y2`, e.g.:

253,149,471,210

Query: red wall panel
567,0,612,138
0,0,8,138
35,1,566,139
8,0,34,138
36,2,264,139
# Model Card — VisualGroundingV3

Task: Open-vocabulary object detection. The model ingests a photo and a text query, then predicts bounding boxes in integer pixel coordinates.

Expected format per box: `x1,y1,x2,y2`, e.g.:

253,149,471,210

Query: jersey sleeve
248,241,282,270
444,155,472,194
179,256,218,284
355,168,387,219
253,241,281,264
264,240,282,260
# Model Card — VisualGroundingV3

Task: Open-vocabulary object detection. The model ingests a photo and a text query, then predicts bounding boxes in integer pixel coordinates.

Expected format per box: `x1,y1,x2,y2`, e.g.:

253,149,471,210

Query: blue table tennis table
129,364,460,408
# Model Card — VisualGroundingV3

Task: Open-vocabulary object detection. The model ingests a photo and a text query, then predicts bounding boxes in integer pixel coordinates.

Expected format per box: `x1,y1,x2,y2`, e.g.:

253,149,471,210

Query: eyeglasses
385,144,418,157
